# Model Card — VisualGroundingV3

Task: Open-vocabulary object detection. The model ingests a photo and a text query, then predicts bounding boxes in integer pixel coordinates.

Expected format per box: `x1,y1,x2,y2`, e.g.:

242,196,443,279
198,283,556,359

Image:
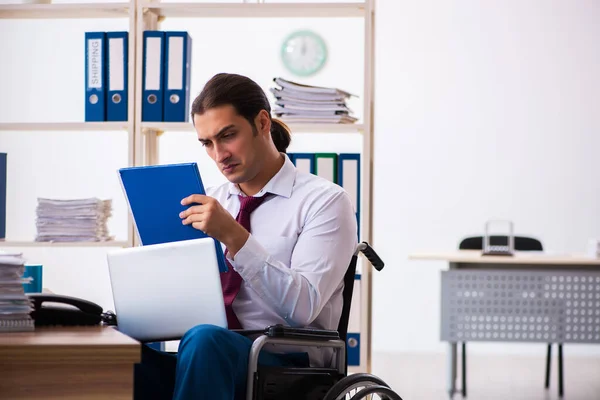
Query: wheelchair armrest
233,324,340,341
264,324,340,340
232,329,265,337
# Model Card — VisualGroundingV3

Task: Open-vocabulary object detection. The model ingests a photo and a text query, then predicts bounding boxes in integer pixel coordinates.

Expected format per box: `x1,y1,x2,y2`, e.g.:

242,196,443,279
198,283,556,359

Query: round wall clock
281,30,327,77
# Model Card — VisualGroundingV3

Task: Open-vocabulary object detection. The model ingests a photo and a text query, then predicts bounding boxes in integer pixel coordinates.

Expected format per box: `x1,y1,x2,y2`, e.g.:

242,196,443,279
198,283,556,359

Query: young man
135,73,358,400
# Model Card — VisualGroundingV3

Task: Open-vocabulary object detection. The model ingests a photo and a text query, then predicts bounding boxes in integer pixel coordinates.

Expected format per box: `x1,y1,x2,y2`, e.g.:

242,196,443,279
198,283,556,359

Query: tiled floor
371,352,600,400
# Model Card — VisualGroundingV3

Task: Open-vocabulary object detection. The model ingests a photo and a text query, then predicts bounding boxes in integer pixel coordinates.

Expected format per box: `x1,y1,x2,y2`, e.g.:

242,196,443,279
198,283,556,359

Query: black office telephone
28,294,117,327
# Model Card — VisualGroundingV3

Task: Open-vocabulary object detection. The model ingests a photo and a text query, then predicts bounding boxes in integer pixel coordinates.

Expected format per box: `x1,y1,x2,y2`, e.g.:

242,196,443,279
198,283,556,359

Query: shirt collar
227,153,295,199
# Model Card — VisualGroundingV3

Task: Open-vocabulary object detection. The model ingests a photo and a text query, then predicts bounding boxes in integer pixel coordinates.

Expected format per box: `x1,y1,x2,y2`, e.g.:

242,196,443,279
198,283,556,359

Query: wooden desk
409,250,600,398
0,326,140,400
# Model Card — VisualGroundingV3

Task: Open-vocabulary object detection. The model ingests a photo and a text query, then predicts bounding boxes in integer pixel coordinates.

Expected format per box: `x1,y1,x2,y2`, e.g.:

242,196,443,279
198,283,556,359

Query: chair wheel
323,373,403,400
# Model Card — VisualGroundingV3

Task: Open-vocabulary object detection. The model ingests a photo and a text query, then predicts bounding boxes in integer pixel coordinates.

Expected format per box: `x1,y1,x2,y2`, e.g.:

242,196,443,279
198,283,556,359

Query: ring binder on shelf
288,153,316,174
142,31,166,122
314,153,338,183
338,153,361,239
85,32,107,122
106,31,129,122
347,274,361,366
163,31,192,122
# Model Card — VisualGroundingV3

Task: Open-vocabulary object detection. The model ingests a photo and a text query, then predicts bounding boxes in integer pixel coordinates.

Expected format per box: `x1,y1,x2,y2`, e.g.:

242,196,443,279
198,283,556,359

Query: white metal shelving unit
0,1,137,248
135,0,376,373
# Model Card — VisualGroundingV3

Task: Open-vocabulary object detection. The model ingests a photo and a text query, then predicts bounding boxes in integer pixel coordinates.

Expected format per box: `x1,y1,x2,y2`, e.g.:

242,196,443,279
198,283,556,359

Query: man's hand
180,194,249,257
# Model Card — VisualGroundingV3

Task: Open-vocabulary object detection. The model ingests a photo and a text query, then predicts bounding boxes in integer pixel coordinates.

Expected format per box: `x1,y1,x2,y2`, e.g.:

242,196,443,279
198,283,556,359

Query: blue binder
346,273,361,366
289,153,316,174
118,163,228,273
163,31,192,122
85,32,106,122
347,332,361,366
142,31,165,122
106,31,129,122
0,153,6,239
337,153,361,239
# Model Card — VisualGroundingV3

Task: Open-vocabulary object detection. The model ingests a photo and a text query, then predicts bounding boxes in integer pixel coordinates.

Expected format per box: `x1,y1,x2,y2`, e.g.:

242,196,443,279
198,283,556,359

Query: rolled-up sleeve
229,190,357,327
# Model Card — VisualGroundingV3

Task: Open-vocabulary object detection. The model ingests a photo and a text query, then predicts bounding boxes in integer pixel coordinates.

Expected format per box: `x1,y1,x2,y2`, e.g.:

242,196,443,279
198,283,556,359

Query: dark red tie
221,194,267,329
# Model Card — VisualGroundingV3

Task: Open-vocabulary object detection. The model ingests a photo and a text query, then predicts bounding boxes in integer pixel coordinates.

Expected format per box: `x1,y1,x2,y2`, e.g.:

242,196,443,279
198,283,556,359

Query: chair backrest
459,235,543,251
336,254,359,342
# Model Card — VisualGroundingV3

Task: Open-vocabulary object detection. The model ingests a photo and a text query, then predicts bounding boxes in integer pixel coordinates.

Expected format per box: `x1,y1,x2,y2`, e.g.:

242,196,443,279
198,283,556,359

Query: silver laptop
106,238,228,342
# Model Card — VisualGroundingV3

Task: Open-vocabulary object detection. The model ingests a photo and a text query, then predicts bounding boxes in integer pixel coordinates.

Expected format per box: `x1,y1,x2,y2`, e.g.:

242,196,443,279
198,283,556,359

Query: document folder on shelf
314,153,338,183
347,274,361,366
142,31,165,122
106,31,128,122
118,163,228,273
163,31,192,122
85,32,106,122
338,153,361,239
289,153,315,174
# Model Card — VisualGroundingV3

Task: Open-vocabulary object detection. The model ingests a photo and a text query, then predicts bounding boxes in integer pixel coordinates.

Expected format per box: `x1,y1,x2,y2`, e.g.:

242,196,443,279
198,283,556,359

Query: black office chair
238,241,403,400
458,235,562,397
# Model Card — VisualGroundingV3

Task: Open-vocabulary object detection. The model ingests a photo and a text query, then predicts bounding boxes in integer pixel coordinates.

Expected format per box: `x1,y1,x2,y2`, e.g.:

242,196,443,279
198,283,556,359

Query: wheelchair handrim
331,381,390,400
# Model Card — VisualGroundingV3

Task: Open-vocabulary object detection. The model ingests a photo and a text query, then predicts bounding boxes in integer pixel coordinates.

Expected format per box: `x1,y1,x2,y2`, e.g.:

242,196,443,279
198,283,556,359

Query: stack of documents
0,251,34,333
35,198,114,243
270,77,358,124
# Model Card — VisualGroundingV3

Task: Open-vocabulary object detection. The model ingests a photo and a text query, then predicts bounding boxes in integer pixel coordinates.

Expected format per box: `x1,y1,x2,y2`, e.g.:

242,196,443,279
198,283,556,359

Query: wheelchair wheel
323,373,403,400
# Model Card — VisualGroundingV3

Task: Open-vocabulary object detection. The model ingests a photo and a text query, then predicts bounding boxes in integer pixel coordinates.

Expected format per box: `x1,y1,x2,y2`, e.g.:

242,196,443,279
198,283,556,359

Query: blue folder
118,163,228,273
288,153,316,174
106,31,129,122
142,31,165,122
163,31,192,122
337,153,361,239
85,32,107,121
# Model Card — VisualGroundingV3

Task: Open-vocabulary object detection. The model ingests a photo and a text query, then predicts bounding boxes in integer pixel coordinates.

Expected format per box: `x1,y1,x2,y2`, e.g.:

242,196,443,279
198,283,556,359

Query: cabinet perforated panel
441,270,600,343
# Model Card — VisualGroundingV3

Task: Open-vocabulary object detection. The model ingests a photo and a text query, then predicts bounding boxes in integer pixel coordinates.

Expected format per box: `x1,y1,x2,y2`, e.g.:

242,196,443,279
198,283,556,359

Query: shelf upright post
361,0,376,374
125,0,138,248
130,4,377,373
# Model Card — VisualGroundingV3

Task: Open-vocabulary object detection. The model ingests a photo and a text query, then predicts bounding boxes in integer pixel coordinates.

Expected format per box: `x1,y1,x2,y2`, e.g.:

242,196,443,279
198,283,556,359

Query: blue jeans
134,324,309,400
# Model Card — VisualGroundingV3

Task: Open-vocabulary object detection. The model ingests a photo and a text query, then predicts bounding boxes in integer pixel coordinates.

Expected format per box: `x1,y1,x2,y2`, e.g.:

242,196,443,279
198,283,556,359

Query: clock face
281,30,327,77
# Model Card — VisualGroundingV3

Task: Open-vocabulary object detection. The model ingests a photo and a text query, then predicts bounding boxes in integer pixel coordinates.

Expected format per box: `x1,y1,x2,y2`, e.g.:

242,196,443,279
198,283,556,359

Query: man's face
194,105,269,184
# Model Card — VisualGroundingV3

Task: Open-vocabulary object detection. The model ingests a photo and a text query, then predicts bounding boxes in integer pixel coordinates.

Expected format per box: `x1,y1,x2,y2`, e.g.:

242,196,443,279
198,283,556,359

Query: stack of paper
0,251,34,332
270,77,358,124
35,198,114,243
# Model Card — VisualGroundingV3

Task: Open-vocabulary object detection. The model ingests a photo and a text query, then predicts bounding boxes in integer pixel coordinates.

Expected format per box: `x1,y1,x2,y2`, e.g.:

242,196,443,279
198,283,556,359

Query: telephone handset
28,293,115,327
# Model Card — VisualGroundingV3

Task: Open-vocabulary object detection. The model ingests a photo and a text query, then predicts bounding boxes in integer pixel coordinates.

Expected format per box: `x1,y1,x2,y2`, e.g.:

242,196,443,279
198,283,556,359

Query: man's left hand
180,194,249,256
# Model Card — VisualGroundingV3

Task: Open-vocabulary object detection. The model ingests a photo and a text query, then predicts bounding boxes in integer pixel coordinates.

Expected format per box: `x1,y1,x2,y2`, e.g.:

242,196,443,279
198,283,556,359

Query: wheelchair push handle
357,241,384,271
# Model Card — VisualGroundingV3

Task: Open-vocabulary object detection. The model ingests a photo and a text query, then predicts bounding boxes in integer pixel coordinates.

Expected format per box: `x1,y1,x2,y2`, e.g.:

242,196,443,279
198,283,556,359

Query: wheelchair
236,242,403,400
131,242,403,399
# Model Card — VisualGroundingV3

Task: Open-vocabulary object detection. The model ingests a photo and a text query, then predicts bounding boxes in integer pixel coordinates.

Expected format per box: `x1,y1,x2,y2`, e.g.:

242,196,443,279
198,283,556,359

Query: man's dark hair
191,73,291,153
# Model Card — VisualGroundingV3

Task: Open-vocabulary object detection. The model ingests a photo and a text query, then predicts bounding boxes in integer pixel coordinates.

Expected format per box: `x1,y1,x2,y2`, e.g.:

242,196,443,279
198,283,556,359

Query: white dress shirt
206,153,357,367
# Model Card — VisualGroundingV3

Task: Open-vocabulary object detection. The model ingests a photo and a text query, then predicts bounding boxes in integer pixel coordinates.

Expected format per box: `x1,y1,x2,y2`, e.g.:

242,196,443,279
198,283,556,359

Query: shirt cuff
229,234,269,282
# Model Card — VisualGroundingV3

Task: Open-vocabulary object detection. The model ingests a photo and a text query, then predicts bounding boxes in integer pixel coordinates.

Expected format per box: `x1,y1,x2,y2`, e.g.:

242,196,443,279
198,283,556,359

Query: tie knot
238,195,267,215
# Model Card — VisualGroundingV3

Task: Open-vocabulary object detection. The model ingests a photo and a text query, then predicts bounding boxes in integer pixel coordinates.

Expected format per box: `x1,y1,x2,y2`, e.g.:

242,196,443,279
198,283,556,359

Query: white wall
372,0,600,356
